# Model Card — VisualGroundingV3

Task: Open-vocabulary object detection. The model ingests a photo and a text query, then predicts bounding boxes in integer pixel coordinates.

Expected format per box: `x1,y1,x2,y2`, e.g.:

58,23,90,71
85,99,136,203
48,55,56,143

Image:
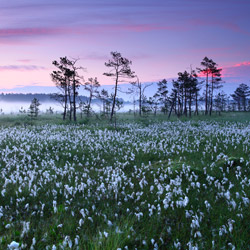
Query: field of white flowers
0,120,250,249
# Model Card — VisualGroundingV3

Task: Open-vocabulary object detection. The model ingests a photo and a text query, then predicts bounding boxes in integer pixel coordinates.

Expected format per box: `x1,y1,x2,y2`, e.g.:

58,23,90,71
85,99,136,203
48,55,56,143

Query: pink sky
0,0,249,92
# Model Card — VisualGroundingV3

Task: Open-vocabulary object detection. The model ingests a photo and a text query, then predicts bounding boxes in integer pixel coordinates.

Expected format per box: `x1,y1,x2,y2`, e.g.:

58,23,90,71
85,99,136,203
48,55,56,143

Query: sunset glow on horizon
0,0,249,92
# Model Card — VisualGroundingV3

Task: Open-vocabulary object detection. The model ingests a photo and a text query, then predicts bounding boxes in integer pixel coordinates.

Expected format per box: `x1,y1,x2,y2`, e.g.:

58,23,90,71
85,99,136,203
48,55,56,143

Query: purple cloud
189,19,250,35
0,27,67,38
17,59,32,63
222,61,250,78
0,23,185,45
0,65,46,71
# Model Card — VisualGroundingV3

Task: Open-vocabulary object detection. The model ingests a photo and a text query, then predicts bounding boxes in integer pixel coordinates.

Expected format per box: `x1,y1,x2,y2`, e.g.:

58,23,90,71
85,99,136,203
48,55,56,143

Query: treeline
51,52,250,122
2,52,249,121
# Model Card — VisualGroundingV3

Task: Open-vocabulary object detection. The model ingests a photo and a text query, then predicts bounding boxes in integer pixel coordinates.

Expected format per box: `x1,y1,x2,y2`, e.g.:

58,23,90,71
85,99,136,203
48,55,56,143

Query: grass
1,111,250,127
0,112,250,249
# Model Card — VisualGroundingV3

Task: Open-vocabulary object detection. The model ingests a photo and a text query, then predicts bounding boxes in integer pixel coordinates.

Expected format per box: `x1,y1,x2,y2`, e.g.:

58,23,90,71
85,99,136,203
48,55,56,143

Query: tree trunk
205,71,208,115
243,97,246,111
87,92,93,117
184,88,187,116
177,90,180,117
139,84,142,116
195,91,198,115
189,90,192,117
110,73,118,122
73,79,77,121
67,83,72,121
168,92,177,119
181,89,184,115
209,74,214,116
133,96,136,117
63,83,67,120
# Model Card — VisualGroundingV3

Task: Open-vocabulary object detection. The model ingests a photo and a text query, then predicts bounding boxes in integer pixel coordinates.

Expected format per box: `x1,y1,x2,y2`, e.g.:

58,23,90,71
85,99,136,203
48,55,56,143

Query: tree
130,77,153,116
46,106,54,115
171,79,183,117
197,57,217,115
214,92,227,114
141,96,151,115
104,51,135,122
209,66,223,115
69,58,83,121
170,70,201,117
238,83,250,111
154,79,168,114
51,57,72,120
176,71,191,116
168,87,177,119
84,77,100,116
188,69,201,117
147,96,159,116
28,98,41,118
98,89,112,117
51,57,83,121
231,83,250,111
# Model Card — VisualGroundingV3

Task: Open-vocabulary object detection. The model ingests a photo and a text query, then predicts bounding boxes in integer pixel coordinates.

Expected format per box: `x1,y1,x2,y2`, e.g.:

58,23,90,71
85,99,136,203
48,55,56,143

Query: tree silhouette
130,77,152,116
84,77,100,116
51,57,71,120
28,98,41,118
51,57,83,121
104,51,135,122
197,57,216,115
232,83,250,111
209,66,222,115
154,79,168,114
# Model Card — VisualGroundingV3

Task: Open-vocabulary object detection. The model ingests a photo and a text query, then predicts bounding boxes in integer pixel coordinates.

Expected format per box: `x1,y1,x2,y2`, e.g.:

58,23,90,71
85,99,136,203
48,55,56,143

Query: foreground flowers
0,120,250,249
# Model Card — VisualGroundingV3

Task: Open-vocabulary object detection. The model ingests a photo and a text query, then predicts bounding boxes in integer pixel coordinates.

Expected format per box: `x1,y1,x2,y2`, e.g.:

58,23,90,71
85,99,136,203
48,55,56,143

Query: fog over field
0,101,135,114
0,101,61,114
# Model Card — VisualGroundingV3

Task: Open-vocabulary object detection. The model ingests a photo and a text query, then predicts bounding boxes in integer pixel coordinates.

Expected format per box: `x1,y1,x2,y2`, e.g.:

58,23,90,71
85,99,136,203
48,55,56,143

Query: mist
0,101,135,114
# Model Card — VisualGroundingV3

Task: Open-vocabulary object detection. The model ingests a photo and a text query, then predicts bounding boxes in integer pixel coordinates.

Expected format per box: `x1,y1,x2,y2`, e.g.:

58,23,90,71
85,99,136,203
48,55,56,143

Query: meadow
0,113,250,249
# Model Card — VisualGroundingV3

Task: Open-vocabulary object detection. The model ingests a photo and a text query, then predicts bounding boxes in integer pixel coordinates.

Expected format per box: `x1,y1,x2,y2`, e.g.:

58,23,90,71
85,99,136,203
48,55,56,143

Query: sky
0,0,250,94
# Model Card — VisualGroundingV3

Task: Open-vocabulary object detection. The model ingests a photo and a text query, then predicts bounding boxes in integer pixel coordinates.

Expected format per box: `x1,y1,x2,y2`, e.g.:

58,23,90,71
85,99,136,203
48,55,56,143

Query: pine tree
154,79,168,114
130,77,153,116
197,57,217,115
84,77,100,116
104,51,135,122
231,83,250,111
28,98,41,118
51,57,83,121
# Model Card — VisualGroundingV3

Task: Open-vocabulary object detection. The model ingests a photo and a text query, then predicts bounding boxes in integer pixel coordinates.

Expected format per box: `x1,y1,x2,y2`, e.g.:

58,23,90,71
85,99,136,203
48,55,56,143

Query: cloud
233,61,250,67
108,24,184,32
190,19,250,35
222,61,250,79
0,23,183,45
0,27,67,38
0,65,46,71
0,27,70,45
17,59,32,63
196,61,250,81
0,24,182,37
